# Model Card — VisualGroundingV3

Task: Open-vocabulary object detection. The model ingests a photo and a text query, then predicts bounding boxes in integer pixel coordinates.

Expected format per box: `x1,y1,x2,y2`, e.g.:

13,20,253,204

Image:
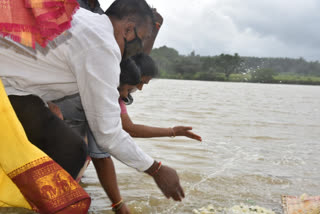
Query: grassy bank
228,73,320,85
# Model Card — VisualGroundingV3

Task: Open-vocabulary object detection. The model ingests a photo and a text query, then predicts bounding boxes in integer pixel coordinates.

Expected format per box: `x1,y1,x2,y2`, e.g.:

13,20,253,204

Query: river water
2,79,320,213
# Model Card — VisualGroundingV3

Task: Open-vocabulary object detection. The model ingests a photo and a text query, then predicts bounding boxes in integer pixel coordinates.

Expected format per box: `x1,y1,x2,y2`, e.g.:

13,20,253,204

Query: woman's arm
92,157,131,214
121,113,202,141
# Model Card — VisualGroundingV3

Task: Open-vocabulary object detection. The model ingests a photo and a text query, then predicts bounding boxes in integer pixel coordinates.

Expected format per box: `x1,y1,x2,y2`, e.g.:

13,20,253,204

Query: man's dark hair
132,53,158,77
120,58,141,85
105,0,154,26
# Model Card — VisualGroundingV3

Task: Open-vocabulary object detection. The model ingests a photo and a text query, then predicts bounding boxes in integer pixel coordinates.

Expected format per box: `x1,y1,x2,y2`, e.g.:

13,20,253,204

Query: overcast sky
100,0,320,61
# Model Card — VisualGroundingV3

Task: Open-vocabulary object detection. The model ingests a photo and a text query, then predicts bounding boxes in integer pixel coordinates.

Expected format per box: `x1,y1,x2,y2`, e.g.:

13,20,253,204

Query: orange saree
0,0,79,48
0,79,91,213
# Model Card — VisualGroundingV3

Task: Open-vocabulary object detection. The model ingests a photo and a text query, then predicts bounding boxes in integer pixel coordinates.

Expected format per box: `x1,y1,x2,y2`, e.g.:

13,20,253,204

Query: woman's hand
172,126,202,142
115,203,131,214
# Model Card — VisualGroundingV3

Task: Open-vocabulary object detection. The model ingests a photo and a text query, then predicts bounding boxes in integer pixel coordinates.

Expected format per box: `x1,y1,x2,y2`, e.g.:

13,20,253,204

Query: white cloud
100,0,320,61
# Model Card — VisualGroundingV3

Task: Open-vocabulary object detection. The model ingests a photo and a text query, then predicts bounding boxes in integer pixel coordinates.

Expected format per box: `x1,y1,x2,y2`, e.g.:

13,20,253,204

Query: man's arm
70,45,153,171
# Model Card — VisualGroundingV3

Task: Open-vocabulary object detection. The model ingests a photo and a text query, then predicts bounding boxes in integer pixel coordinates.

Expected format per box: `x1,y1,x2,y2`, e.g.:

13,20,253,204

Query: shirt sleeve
69,45,153,171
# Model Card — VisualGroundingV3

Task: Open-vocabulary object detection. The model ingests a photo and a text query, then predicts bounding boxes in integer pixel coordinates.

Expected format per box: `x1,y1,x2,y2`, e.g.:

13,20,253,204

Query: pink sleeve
118,98,128,114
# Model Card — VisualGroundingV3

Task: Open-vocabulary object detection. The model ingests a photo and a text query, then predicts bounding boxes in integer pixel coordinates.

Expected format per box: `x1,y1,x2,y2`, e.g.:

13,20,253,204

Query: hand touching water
115,203,131,214
173,126,202,142
146,161,185,201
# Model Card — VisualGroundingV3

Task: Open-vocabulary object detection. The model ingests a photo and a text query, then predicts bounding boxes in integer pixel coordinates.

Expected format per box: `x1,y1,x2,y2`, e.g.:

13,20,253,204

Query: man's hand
173,126,202,142
146,162,185,201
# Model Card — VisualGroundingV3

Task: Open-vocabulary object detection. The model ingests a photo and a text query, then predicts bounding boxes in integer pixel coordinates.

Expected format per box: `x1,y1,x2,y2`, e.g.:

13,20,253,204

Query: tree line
150,46,320,85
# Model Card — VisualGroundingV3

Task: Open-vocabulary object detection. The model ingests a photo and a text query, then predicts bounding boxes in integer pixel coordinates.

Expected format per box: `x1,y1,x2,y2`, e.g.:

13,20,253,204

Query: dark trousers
9,95,87,179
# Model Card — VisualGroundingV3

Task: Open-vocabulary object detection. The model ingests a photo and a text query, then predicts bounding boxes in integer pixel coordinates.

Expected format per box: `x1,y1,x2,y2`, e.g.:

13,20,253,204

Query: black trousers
9,95,87,179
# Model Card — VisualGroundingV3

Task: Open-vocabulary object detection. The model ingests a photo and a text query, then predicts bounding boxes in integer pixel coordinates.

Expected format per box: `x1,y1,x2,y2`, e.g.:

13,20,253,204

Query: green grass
274,74,320,85
228,73,251,82
158,72,320,85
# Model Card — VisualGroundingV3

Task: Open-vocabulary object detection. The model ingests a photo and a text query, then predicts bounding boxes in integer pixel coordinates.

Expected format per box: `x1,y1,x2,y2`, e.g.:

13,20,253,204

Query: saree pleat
0,167,31,209
0,79,91,213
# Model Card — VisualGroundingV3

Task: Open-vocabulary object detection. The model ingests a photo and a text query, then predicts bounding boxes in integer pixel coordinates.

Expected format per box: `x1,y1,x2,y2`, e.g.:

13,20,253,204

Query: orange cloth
282,195,320,214
0,0,79,48
0,79,91,213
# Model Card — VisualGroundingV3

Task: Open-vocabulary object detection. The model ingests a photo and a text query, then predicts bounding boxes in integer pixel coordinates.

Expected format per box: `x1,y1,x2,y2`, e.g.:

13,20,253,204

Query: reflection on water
1,80,320,214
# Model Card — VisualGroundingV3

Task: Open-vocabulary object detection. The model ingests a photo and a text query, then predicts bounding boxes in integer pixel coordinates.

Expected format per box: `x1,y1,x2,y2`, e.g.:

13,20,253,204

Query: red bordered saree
0,79,91,213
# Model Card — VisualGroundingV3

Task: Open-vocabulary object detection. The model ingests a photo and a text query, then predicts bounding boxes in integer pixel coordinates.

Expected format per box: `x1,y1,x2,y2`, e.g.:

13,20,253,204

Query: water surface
2,80,320,213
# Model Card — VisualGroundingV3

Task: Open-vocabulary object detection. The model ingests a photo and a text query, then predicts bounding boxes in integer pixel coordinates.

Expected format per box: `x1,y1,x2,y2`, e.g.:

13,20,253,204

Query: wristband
150,161,162,176
112,201,124,212
111,199,123,208
170,127,175,138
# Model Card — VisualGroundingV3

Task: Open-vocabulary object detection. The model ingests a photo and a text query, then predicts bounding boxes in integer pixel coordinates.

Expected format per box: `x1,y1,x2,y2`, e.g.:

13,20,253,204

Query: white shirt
0,8,153,171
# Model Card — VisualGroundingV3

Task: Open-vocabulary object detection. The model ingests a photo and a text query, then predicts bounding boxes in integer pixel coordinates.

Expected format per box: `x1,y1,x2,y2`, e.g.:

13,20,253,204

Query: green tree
151,45,320,85
250,68,276,83
215,53,242,79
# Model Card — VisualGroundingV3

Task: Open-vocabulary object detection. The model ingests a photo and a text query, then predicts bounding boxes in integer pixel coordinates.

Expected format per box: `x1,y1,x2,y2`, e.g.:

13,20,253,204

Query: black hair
131,53,158,77
105,0,154,27
119,58,141,85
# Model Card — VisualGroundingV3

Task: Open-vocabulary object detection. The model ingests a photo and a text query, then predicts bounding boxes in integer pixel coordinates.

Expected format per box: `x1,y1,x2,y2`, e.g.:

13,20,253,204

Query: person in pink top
118,53,202,142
